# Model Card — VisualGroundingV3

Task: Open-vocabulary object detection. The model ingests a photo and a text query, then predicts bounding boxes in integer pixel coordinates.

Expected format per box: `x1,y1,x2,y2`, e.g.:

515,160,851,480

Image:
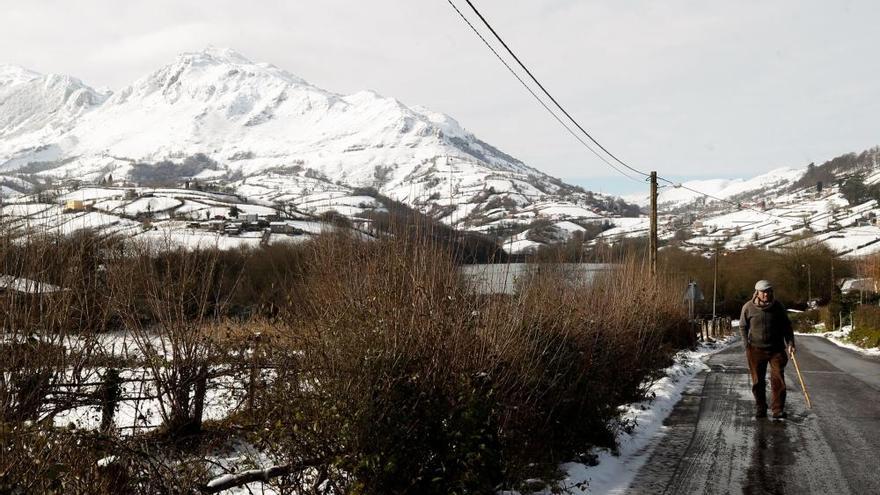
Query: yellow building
64,199,85,212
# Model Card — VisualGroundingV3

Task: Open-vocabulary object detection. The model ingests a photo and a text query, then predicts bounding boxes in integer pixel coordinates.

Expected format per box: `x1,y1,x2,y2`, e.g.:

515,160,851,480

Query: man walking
740,280,795,419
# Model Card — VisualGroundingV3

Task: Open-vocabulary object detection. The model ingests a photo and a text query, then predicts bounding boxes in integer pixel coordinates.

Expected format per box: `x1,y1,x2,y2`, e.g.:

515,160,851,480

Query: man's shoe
756,410,767,418
771,411,787,419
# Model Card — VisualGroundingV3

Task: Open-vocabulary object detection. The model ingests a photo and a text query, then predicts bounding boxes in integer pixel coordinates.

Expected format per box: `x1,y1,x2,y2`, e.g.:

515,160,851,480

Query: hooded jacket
739,298,794,350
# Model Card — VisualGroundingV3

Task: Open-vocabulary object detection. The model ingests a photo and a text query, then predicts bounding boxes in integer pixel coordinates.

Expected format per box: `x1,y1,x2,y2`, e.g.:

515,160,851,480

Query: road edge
552,335,739,495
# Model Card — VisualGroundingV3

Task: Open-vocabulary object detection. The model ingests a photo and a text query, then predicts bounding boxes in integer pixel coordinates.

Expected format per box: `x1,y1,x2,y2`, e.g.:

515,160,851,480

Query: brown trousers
746,345,788,414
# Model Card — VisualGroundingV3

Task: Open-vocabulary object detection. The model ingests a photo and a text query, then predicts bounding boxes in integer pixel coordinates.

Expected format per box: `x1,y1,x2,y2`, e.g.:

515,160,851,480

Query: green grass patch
790,310,821,333
851,306,880,348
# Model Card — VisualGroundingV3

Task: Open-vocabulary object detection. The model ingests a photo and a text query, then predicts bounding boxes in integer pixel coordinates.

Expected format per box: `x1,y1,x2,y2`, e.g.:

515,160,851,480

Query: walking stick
789,347,812,409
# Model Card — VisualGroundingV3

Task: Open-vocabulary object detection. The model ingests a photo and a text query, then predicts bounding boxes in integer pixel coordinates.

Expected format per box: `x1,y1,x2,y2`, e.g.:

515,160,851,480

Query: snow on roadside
547,335,737,495
796,325,880,357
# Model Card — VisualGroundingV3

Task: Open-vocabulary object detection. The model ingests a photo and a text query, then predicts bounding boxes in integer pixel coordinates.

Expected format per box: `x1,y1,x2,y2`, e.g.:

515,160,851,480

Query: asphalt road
626,335,880,495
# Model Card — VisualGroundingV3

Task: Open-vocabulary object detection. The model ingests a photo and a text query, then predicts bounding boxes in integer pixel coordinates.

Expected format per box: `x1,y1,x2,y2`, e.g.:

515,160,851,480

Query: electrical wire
444,0,643,183
448,0,807,222
460,0,650,179
665,181,798,222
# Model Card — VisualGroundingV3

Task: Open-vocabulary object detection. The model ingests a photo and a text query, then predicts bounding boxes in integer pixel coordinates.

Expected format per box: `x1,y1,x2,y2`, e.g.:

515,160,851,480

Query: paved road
627,335,880,494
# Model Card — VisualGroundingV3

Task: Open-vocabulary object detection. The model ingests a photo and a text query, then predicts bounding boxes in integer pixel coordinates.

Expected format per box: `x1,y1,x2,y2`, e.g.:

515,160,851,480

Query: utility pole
448,155,453,227
649,171,658,276
801,263,812,304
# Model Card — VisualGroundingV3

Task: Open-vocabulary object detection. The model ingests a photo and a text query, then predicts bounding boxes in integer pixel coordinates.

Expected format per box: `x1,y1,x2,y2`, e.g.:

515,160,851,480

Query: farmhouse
64,199,85,212
269,222,295,234
840,277,876,295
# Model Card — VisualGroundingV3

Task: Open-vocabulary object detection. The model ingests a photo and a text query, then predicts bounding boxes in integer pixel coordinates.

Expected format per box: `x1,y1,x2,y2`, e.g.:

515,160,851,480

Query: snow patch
549,336,738,494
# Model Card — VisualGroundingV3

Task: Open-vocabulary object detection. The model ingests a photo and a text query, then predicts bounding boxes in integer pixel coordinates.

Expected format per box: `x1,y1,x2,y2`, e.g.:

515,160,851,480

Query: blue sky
566,176,653,197
1,0,877,196
566,174,744,197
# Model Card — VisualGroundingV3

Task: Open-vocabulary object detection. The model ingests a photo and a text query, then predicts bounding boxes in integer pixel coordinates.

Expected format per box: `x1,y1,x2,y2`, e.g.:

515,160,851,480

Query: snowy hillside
10,47,874,259
0,47,634,253
0,185,353,250
602,149,880,258
624,167,806,209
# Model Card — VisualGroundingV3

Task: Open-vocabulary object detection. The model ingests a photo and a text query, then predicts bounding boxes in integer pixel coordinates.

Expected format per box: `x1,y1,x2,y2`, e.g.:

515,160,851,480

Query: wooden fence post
100,368,121,433
192,365,208,434
132,369,147,434
248,333,262,414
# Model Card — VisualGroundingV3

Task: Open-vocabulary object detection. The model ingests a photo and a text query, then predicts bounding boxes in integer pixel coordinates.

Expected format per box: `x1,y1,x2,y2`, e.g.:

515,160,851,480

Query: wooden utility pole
448,155,454,226
649,171,658,276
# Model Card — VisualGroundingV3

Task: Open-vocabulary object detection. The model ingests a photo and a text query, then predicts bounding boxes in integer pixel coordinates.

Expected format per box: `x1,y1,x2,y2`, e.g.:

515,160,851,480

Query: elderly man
739,280,795,419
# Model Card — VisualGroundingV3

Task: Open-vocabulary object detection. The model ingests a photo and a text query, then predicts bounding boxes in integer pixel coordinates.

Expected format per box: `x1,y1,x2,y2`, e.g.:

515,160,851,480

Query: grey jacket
739,299,794,350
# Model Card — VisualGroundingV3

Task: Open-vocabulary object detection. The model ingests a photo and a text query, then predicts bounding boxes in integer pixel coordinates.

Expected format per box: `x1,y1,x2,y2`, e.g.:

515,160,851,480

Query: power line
664,181,796,222
444,0,642,183
460,0,649,179
448,0,796,223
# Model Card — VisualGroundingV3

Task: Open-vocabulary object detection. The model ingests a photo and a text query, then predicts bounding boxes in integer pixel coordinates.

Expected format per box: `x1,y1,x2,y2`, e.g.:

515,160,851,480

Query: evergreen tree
827,286,843,330
840,176,869,204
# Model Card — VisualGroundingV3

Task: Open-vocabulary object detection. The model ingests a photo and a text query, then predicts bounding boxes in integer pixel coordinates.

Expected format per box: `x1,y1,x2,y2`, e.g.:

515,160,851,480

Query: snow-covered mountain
607,147,880,257
0,65,108,138
624,167,805,209
19,47,877,258
0,47,632,252
0,65,108,170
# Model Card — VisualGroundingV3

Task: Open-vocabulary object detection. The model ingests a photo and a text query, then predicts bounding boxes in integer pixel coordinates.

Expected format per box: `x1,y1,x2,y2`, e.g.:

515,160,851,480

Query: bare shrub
107,237,243,437
229,243,309,319
249,230,688,493
0,424,117,494
2,216,690,493
0,422,220,494
0,228,110,423
477,258,688,479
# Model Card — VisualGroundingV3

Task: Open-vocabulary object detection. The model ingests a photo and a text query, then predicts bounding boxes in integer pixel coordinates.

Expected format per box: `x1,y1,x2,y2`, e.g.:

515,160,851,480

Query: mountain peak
182,46,255,66
0,64,42,87
1,47,615,241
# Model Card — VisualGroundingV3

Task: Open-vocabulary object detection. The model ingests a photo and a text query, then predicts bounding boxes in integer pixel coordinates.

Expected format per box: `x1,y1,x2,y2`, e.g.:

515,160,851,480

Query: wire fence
35,357,276,435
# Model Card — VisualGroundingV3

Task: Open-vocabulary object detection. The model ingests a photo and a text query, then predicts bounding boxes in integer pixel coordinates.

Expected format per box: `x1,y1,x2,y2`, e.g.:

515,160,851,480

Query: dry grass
248,231,689,493
1,222,689,493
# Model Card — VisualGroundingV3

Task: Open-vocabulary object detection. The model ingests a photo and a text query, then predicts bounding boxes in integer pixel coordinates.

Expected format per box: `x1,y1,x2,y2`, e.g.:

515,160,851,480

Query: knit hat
754,280,773,291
